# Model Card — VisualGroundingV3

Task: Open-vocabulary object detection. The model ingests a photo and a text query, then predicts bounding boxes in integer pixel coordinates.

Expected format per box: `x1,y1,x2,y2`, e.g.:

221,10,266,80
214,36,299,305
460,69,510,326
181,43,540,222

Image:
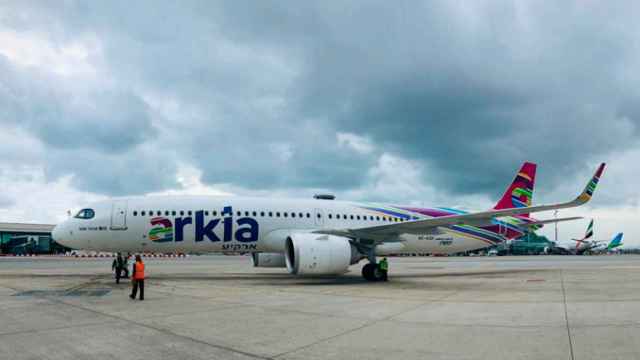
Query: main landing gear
362,263,385,281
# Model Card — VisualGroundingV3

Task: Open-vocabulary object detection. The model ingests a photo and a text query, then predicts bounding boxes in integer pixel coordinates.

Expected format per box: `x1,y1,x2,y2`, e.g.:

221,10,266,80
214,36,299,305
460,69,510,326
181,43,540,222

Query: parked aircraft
607,233,624,251
571,219,603,255
571,221,623,255
52,163,605,281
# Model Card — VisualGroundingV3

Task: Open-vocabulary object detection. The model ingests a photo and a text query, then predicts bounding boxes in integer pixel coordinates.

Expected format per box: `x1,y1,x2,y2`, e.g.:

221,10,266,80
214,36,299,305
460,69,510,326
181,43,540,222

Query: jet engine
251,252,286,267
284,234,362,275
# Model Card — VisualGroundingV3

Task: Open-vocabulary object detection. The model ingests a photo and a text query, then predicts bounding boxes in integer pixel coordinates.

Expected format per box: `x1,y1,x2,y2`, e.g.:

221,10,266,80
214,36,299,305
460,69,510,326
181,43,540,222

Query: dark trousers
130,279,144,300
115,267,122,283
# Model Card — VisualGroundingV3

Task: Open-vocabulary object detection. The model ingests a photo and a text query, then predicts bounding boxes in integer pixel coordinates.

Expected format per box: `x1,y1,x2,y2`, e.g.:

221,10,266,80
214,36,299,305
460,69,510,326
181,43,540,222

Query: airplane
607,233,624,251
589,232,624,254
571,219,604,255
570,220,623,255
52,162,605,281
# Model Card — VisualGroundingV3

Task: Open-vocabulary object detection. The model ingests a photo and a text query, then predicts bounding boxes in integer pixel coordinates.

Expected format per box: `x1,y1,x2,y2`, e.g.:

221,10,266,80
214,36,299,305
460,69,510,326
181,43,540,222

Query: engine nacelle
284,234,361,275
251,252,286,268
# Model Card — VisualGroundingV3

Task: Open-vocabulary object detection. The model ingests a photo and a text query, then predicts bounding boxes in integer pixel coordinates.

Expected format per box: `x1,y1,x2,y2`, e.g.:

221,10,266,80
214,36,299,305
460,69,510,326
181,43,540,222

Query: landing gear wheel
362,263,375,281
362,263,385,282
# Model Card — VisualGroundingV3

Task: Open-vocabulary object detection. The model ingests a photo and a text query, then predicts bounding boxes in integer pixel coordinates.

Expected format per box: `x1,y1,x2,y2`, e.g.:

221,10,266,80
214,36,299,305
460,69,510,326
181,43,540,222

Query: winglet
577,163,606,203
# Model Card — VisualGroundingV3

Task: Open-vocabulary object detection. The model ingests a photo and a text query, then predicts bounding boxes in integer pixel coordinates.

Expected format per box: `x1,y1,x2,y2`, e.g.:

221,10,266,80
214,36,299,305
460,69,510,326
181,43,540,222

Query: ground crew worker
111,253,126,284
129,255,145,301
121,254,129,279
378,257,389,281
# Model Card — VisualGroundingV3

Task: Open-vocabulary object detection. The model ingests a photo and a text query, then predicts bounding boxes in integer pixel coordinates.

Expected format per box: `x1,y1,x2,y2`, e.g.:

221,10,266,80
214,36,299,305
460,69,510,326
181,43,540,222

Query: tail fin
584,219,594,240
608,233,623,249
494,162,537,216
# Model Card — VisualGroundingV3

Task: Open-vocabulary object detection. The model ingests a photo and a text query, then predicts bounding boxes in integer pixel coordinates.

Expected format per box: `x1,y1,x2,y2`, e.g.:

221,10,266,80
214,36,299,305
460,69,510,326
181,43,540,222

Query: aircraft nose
52,223,70,248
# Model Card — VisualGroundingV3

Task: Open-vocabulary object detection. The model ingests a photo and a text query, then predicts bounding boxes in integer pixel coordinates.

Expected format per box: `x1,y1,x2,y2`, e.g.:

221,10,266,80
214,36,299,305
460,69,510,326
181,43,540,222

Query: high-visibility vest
134,262,145,280
379,260,388,271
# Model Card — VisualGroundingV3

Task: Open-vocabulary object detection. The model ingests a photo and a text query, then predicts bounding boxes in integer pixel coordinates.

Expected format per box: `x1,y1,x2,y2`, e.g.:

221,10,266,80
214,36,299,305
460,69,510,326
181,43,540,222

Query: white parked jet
53,163,605,281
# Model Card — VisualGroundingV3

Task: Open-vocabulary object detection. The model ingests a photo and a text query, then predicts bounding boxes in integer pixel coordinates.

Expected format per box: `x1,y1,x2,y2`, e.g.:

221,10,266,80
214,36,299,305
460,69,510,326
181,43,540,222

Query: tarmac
0,255,639,360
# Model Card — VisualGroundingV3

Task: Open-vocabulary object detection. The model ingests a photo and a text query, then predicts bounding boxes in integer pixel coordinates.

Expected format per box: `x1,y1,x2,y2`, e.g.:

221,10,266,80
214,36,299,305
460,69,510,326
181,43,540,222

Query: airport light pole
554,210,558,244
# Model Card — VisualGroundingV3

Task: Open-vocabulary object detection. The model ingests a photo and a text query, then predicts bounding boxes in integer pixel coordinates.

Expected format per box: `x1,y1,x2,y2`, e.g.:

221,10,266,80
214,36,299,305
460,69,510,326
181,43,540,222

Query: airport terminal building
0,223,62,255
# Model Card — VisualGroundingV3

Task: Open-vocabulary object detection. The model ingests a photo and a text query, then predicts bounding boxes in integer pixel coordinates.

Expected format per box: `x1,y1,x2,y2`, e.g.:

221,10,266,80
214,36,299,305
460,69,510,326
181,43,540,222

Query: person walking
378,257,389,281
129,255,145,301
111,253,126,284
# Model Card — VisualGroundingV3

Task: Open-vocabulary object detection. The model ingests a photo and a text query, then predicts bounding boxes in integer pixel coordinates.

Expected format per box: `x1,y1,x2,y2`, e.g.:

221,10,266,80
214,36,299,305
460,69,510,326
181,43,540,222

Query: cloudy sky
1,1,638,245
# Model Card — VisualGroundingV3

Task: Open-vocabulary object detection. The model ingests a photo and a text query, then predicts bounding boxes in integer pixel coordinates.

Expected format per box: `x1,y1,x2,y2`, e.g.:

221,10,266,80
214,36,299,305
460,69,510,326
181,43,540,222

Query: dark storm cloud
0,56,156,153
2,1,640,201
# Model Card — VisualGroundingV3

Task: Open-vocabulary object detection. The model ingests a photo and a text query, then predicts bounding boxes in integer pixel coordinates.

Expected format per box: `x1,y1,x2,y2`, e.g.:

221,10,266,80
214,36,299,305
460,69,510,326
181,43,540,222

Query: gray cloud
1,1,640,205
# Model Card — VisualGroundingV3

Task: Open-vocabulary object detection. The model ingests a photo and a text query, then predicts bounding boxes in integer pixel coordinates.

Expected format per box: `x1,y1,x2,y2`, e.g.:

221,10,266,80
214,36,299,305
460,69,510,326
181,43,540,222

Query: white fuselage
52,196,499,255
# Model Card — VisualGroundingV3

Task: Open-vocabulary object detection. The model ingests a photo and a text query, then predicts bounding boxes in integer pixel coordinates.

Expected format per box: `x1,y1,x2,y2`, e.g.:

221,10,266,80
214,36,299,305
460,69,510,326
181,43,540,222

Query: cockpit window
74,208,95,219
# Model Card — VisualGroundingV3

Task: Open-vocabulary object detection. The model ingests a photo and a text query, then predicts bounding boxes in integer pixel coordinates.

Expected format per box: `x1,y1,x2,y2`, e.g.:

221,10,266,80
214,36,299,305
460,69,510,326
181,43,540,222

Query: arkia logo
148,206,259,243
149,217,174,242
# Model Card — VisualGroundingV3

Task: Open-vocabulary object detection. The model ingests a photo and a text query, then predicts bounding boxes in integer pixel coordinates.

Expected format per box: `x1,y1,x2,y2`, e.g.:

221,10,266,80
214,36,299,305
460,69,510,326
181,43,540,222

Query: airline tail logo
149,217,174,242
495,162,536,212
511,171,534,208
584,219,594,240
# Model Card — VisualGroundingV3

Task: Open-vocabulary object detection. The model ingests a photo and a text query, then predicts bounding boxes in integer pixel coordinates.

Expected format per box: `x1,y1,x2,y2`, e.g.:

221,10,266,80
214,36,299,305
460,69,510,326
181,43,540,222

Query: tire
362,263,376,281
372,266,385,281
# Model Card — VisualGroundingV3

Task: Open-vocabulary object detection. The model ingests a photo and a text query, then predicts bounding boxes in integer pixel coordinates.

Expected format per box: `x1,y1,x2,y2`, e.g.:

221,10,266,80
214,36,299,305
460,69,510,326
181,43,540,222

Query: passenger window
350,215,354,220
291,213,296,218
205,211,209,216
284,212,288,218
141,211,146,216
276,212,281,217
165,211,169,216
179,211,184,216
252,211,257,216
299,213,303,218
245,211,249,216
376,216,380,221
188,211,192,216
260,211,265,216
328,214,332,219
306,213,310,218
133,211,138,216
212,211,217,216
172,211,176,216
317,213,322,218
269,212,273,217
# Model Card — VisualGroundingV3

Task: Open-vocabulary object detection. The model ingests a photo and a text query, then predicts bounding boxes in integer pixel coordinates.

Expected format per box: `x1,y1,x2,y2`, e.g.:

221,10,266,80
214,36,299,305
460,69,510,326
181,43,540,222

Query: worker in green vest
378,257,389,281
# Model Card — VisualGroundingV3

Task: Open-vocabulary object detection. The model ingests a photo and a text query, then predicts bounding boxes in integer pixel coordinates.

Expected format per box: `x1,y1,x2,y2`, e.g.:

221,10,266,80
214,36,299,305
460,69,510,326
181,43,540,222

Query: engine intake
284,234,361,275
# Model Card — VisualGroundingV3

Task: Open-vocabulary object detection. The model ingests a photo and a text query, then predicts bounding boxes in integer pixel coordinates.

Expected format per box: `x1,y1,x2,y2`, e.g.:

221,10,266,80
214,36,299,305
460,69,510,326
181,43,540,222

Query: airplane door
110,200,128,230
314,208,325,228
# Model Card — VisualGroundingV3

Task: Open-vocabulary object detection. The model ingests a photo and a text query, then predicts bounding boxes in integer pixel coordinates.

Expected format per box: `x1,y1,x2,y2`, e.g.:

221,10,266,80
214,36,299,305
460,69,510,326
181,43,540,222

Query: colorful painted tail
494,162,537,217
608,233,623,250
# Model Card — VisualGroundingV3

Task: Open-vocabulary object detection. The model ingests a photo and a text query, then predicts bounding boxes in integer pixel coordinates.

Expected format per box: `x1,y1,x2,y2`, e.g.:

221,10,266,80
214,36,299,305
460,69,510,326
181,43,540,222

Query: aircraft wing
518,216,583,227
315,163,605,240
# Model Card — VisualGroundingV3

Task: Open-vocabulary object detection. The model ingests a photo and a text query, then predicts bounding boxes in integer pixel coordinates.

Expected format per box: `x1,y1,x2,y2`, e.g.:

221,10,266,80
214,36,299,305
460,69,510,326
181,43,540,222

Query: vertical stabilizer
494,162,537,217
584,219,594,240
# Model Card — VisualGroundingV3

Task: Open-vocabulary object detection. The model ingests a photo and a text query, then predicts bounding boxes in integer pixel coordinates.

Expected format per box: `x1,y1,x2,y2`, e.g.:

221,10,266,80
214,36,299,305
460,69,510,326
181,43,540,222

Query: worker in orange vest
129,255,145,301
